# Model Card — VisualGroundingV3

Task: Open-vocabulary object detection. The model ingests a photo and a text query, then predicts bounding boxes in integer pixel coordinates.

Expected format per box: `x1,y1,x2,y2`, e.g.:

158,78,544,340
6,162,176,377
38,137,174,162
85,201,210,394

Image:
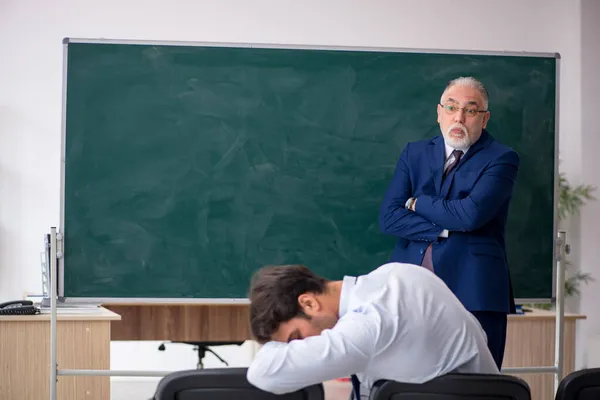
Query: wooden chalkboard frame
57,37,560,304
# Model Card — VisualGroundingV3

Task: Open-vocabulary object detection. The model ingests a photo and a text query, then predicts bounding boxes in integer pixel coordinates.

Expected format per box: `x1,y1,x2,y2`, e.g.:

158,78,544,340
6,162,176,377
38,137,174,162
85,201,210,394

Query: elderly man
379,76,520,369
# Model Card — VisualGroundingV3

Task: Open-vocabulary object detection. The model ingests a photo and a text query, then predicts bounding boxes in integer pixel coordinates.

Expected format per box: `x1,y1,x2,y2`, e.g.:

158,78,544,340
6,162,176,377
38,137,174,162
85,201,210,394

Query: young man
378,77,520,369
246,262,498,397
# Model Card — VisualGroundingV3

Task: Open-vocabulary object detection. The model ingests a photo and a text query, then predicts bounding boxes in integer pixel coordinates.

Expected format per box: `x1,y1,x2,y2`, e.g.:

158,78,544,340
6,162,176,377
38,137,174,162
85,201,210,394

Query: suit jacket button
420,248,425,254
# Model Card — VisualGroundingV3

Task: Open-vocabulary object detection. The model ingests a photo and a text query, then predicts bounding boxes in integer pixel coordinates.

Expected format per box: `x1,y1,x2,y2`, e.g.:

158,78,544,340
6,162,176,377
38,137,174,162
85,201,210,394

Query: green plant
558,172,596,221
527,171,596,310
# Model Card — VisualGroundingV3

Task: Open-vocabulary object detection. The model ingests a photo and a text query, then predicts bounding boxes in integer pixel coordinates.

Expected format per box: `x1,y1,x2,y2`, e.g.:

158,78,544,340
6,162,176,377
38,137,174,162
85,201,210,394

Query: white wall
577,0,600,368
1,0,595,375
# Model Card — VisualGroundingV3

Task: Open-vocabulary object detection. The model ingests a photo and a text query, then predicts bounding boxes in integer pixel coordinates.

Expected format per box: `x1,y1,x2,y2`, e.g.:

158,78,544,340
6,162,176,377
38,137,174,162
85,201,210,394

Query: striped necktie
421,149,465,272
443,149,464,179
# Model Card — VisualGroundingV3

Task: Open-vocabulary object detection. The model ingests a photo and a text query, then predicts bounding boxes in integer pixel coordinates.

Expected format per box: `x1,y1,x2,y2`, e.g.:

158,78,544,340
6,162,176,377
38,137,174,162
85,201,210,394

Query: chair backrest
151,367,324,400
369,373,531,400
555,368,600,400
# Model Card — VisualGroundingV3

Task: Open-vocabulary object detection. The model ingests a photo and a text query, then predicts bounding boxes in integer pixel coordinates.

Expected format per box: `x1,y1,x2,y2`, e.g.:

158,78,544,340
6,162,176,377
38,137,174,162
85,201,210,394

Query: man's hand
404,197,417,212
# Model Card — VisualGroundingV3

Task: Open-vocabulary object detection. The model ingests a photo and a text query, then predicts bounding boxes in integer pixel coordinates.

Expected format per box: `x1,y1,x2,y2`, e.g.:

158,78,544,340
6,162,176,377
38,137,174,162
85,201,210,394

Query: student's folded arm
414,150,519,231
379,144,444,241
246,306,381,395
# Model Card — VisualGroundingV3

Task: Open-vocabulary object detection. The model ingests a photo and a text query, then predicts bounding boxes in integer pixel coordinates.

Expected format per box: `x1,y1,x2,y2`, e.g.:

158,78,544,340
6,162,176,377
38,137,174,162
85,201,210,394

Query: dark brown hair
248,264,328,343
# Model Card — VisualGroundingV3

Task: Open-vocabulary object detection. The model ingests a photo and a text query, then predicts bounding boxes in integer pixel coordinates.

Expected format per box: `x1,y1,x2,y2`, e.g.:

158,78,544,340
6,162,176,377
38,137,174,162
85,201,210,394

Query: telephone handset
0,300,40,315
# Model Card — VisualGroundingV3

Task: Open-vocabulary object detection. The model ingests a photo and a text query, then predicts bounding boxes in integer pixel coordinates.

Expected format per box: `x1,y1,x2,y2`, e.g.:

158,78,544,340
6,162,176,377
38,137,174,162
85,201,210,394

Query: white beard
442,123,471,149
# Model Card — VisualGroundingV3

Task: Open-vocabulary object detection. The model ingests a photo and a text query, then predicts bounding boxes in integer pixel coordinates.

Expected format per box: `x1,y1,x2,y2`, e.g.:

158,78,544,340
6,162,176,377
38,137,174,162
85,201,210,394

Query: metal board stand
501,230,568,394
48,229,569,399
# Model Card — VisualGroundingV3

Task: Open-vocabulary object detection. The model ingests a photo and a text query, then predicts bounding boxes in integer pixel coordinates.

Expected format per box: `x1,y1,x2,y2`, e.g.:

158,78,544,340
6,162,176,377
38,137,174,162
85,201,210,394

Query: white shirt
246,263,498,396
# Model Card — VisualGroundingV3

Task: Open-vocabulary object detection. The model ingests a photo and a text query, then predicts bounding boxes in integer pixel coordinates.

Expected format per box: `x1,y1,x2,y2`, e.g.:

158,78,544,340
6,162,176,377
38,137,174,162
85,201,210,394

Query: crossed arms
378,143,520,238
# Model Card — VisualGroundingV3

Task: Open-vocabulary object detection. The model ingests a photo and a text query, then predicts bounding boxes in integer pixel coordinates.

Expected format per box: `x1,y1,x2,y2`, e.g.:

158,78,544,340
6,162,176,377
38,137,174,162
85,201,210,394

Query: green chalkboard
61,40,557,300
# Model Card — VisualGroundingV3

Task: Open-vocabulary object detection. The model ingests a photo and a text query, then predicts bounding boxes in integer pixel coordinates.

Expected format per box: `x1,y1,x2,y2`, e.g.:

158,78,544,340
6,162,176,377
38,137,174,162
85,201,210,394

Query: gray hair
440,77,489,110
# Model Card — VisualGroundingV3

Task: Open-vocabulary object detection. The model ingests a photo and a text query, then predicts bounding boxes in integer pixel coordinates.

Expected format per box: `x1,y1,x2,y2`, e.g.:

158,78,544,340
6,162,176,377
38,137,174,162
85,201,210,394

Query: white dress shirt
246,263,498,396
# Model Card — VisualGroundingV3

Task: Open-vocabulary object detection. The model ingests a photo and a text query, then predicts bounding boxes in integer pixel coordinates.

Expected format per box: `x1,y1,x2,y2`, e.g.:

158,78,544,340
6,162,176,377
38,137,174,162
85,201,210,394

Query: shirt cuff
438,229,449,238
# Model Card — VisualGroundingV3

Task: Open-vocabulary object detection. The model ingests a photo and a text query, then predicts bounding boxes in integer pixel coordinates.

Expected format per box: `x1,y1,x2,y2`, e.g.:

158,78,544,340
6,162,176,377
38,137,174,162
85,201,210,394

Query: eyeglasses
440,104,488,117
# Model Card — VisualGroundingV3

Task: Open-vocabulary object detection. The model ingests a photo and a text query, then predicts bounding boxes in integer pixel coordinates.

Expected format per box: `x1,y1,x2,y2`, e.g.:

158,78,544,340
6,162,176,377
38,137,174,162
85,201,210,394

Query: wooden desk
0,307,121,400
105,304,250,341
504,310,585,400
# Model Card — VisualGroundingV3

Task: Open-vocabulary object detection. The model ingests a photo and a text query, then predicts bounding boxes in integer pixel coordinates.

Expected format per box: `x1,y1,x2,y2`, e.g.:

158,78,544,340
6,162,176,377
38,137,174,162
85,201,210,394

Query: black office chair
151,367,325,400
555,368,600,400
369,373,531,399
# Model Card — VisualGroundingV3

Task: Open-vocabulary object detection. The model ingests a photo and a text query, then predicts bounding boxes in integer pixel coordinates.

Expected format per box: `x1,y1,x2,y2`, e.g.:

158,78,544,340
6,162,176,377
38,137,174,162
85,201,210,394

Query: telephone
0,300,40,316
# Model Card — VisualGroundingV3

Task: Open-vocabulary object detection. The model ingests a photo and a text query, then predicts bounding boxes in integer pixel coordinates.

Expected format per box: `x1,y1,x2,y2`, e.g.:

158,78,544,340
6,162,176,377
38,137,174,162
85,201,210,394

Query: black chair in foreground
555,368,600,400
369,373,531,400
151,367,325,400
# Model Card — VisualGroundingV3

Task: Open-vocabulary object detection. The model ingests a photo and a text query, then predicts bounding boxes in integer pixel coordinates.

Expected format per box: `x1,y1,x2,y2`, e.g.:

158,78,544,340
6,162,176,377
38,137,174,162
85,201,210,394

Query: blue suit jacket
379,130,519,313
